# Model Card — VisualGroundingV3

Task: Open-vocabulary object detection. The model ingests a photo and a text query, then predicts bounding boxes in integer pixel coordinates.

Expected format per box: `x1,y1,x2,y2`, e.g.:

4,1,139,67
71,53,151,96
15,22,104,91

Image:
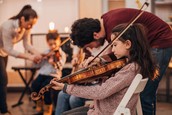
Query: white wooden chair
114,74,148,115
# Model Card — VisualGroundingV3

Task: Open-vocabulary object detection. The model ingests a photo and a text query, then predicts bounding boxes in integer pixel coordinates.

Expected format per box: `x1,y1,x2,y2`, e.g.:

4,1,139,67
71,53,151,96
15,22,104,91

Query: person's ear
20,16,25,22
20,16,25,27
125,40,131,49
93,32,99,40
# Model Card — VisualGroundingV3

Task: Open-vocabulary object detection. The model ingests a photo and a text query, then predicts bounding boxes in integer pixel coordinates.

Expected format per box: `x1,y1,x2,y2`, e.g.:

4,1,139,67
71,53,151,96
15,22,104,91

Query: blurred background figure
0,4,42,115
31,30,66,115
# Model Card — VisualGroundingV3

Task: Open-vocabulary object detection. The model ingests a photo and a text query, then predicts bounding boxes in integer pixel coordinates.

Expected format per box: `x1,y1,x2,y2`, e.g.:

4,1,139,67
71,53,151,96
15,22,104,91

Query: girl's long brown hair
112,23,158,80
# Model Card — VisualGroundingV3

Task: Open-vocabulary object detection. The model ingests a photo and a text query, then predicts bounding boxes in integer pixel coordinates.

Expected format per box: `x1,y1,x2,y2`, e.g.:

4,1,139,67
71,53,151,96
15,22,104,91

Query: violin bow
88,0,149,65
43,37,71,58
60,37,71,46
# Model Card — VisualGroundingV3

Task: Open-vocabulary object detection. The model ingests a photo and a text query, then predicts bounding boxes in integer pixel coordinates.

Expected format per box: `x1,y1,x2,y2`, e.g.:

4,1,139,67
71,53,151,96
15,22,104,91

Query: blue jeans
140,47,172,115
55,91,86,115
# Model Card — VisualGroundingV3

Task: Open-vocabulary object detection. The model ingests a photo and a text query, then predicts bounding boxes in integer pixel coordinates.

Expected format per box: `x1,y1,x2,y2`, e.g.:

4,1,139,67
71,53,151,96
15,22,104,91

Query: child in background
50,23,158,115
31,31,66,115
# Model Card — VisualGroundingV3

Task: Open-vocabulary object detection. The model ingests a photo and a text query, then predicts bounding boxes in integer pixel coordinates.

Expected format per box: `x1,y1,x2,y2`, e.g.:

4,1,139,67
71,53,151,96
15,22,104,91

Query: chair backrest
114,74,148,115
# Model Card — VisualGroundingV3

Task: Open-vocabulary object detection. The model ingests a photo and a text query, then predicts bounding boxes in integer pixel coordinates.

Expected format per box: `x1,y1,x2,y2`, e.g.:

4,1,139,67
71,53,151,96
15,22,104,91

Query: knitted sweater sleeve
66,63,139,100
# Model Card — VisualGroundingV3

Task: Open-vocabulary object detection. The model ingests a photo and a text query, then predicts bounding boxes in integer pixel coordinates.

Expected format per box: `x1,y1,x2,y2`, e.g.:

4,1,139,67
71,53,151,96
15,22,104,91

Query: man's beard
95,37,106,46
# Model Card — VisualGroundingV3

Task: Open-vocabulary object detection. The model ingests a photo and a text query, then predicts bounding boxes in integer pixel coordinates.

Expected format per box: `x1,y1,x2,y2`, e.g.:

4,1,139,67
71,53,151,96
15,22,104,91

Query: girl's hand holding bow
50,78,64,90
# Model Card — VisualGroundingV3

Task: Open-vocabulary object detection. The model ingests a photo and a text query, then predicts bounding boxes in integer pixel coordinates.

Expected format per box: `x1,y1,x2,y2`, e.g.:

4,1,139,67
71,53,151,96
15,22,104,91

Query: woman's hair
10,4,38,21
70,18,101,47
111,23,158,80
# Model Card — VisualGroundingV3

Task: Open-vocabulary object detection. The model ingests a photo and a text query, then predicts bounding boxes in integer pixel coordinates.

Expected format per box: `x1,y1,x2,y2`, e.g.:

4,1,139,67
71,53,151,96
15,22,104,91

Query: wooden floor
5,92,172,115
6,92,38,115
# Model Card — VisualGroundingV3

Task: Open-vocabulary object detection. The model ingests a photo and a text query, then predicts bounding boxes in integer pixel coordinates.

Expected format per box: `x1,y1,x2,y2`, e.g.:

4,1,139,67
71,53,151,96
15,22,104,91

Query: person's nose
112,46,115,52
52,44,56,49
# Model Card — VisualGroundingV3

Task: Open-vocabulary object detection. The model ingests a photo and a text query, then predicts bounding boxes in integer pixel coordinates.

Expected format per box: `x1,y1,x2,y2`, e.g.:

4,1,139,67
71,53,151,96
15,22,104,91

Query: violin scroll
31,84,53,101
30,92,42,101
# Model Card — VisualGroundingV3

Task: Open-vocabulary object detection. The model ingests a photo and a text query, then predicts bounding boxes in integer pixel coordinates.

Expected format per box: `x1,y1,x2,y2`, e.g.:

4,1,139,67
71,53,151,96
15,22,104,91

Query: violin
31,58,127,101
51,50,61,69
72,48,88,73
42,37,71,68
41,49,61,69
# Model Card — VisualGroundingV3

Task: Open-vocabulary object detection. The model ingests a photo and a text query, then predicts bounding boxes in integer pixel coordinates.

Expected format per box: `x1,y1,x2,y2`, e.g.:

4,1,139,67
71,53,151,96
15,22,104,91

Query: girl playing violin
31,31,66,115
50,23,158,115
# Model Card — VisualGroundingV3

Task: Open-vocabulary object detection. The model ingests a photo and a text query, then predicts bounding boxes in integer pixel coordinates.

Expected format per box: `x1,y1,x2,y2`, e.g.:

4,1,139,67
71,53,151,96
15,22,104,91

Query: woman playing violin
51,23,158,115
31,31,66,115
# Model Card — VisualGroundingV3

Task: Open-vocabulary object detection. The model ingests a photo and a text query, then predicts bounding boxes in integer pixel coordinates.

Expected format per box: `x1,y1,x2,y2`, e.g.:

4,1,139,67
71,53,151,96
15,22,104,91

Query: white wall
125,0,152,12
78,0,102,19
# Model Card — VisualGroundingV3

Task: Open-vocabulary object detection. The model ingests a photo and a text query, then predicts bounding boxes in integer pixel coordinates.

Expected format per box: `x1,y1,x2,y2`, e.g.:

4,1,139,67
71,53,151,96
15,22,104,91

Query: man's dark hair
70,18,101,47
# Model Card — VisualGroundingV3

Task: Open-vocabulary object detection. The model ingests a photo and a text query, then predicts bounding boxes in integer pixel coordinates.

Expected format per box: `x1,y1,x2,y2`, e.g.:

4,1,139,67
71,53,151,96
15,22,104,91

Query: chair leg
136,97,143,115
114,107,131,115
120,108,131,115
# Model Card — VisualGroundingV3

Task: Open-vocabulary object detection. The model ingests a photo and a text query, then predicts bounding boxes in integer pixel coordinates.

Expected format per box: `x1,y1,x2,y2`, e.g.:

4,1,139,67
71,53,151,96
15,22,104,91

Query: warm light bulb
49,22,55,31
64,27,69,33
37,0,42,2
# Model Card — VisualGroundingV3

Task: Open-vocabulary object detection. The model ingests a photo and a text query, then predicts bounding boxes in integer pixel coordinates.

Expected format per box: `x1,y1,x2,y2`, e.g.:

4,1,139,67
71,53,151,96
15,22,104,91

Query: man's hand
80,56,101,68
33,54,42,64
50,70,62,80
71,56,79,66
